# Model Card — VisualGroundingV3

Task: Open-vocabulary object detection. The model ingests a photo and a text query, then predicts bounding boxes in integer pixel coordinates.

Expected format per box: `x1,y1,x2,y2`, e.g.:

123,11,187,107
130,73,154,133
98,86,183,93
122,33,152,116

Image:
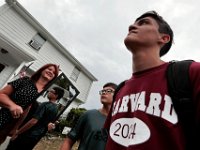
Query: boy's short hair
103,82,117,90
136,11,174,57
52,87,64,100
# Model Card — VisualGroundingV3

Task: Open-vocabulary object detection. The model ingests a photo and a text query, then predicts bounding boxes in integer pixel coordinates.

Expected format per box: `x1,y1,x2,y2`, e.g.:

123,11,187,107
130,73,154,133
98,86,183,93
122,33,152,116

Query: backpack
113,60,198,149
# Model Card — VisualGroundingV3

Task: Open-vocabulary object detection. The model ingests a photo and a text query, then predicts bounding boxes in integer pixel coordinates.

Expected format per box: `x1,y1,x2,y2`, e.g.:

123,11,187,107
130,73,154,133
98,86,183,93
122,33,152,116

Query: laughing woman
0,63,59,144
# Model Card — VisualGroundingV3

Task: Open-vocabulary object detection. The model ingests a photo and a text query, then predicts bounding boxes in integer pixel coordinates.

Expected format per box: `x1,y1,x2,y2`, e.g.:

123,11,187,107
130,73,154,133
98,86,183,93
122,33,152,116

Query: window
70,67,80,82
0,63,5,73
28,33,46,50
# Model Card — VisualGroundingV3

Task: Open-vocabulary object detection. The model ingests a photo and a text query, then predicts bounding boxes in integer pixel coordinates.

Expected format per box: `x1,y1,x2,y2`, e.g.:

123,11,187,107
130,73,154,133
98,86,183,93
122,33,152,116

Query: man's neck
131,49,164,73
99,105,111,116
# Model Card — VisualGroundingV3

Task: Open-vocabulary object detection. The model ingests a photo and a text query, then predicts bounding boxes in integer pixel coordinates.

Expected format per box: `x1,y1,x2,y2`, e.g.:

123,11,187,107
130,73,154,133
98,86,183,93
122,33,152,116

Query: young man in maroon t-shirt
104,11,200,150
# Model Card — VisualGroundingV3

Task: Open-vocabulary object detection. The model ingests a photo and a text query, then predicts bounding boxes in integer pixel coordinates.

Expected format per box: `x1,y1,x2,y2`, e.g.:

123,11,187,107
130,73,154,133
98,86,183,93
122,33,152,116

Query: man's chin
101,101,110,105
124,37,134,49
100,100,106,104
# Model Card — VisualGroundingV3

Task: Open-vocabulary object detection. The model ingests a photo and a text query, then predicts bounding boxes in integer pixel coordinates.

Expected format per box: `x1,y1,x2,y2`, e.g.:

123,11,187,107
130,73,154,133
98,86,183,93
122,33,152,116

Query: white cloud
15,0,200,109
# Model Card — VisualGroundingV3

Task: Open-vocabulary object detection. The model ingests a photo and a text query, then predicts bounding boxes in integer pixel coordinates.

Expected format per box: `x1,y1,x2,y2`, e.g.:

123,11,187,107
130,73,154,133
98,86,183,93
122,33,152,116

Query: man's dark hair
136,11,174,57
103,82,117,90
52,87,64,100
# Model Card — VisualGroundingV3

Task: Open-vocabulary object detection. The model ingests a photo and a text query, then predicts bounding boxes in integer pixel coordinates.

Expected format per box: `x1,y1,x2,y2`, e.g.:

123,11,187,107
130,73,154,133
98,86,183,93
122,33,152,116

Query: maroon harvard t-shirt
104,62,200,150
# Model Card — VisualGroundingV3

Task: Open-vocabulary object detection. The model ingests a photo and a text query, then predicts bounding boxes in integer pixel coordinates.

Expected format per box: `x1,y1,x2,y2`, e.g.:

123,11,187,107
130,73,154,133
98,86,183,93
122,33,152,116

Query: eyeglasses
99,89,114,95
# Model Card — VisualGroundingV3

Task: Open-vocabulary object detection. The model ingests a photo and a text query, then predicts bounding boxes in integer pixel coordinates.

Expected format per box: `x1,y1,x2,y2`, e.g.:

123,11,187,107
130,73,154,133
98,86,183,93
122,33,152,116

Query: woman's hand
10,130,19,141
9,104,23,118
8,129,18,137
48,122,56,131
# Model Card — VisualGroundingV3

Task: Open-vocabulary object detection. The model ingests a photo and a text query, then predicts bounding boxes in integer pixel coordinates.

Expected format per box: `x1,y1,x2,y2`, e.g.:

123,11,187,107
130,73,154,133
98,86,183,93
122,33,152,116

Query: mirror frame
41,72,80,121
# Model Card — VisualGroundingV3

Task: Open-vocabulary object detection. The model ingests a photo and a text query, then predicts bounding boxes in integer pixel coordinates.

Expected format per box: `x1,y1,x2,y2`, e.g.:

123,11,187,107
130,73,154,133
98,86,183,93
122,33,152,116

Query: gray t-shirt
67,109,107,150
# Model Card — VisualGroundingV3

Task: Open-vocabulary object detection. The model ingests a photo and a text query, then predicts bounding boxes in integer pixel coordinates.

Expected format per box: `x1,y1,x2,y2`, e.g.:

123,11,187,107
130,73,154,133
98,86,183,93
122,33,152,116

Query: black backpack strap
166,60,197,149
167,60,193,112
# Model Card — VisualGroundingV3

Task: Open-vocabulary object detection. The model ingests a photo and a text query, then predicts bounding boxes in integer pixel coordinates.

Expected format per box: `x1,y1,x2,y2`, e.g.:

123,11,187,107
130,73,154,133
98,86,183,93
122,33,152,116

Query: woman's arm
11,118,38,140
9,105,32,136
0,85,23,118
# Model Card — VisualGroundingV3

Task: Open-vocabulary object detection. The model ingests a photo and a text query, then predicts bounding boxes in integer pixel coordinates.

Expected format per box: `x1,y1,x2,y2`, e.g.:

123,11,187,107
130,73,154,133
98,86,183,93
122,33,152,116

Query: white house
0,0,97,113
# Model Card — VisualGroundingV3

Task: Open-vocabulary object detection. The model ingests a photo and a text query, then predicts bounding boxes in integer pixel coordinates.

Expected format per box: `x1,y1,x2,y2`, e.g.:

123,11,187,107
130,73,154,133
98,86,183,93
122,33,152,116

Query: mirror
5,62,80,121
37,72,80,120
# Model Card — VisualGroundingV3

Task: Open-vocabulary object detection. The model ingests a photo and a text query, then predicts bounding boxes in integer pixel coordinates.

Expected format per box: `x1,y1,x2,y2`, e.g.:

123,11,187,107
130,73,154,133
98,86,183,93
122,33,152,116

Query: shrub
56,107,87,132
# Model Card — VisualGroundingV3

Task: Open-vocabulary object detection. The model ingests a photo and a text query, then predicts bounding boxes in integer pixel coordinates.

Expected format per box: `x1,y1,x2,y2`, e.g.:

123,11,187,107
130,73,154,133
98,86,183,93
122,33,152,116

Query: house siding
0,4,39,58
0,3,95,104
75,72,93,102
0,65,15,87
30,42,92,102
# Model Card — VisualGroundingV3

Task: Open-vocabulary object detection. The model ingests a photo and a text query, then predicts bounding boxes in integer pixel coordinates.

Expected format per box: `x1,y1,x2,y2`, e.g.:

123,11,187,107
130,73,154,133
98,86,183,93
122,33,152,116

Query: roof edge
5,0,97,81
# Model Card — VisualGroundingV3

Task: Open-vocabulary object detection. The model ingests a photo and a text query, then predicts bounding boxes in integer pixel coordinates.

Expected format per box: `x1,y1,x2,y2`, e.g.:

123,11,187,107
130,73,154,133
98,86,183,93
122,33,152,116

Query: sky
1,0,200,109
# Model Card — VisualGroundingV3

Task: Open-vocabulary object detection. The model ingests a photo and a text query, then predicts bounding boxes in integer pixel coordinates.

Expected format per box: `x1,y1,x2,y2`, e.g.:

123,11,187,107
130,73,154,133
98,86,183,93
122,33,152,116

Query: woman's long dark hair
30,63,59,88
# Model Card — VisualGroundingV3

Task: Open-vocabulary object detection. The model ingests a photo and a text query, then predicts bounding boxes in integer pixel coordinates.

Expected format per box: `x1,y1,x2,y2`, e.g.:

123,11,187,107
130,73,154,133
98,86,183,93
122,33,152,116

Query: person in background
6,86,64,150
104,10,200,150
60,82,117,150
0,63,59,144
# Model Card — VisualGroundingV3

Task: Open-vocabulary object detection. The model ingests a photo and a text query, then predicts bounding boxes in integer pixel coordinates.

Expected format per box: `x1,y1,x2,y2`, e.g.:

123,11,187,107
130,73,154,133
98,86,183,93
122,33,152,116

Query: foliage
55,107,87,133
66,107,87,127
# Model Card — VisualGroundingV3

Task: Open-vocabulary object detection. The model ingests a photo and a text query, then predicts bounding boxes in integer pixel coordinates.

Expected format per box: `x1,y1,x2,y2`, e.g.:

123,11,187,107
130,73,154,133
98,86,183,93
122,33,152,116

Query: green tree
57,107,87,132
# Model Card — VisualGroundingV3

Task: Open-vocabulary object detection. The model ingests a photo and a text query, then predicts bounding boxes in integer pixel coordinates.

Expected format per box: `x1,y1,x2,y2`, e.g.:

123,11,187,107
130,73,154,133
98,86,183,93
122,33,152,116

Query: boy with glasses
104,10,200,150
60,82,117,150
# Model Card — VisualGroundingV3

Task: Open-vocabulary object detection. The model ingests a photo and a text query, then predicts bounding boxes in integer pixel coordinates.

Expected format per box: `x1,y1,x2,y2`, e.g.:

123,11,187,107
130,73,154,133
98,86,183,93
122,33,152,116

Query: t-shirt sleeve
32,103,46,120
32,102,57,122
67,112,87,141
44,104,58,121
8,76,29,90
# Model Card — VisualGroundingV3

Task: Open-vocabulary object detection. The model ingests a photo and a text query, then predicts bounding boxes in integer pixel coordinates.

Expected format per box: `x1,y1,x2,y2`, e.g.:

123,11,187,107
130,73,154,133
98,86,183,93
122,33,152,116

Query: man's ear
159,34,170,44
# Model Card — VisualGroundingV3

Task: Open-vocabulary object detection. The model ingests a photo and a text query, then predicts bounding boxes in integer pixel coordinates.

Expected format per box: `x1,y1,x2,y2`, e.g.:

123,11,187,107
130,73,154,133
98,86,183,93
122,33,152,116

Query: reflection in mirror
37,72,80,120
30,72,80,149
